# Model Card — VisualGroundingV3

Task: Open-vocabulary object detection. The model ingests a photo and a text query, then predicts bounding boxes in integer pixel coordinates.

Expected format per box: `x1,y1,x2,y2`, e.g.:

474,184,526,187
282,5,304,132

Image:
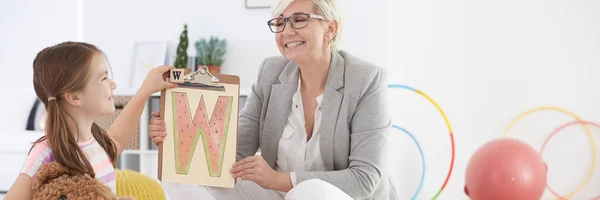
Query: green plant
174,24,189,69
194,36,227,67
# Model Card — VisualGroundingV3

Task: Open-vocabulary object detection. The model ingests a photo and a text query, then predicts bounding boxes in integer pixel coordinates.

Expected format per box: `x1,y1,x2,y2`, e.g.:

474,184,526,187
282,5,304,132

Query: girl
5,41,176,199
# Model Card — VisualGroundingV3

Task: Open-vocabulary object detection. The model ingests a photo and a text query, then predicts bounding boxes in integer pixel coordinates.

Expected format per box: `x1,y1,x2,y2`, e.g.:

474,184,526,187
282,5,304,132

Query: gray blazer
237,50,398,200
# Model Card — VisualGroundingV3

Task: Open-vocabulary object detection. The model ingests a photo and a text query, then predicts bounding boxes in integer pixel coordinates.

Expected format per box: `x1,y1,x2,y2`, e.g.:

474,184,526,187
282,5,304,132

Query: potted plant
174,24,192,74
194,36,227,74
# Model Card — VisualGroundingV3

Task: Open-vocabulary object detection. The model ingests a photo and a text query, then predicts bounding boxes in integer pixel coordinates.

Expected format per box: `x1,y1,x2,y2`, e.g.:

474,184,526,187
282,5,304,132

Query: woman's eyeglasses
267,13,327,33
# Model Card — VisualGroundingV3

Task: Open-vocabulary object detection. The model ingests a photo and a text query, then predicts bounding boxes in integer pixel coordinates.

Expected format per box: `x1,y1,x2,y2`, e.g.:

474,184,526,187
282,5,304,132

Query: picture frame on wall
245,0,274,9
130,41,168,88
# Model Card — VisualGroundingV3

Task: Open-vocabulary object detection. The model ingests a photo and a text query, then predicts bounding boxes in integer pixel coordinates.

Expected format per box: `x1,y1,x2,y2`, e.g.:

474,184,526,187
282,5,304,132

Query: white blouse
275,77,327,187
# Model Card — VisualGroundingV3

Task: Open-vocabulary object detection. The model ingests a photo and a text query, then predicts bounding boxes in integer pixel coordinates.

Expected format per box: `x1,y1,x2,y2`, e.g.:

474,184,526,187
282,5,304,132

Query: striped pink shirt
20,137,116,193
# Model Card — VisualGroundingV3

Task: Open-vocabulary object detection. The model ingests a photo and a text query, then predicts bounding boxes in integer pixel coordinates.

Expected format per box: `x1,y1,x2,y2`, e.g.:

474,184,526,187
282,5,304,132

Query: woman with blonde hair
153,0,397,199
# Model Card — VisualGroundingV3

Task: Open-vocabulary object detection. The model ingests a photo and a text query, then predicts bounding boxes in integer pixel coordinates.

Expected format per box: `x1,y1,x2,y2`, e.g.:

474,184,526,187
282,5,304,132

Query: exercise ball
116,169,166,200
465,138,547,200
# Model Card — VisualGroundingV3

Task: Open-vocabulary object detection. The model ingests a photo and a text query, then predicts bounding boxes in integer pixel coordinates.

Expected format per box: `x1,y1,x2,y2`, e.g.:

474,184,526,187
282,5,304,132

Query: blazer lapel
262,51,345,170
319,51,345,170
261,62,299,168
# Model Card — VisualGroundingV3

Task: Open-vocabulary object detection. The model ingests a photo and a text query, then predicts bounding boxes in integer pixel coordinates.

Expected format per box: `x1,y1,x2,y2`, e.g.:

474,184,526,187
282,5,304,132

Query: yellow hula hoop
503,106,596,199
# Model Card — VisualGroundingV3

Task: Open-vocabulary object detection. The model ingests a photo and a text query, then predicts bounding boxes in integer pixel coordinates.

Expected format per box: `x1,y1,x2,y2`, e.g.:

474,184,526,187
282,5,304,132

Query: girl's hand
138,65,177,96
148,111,167,146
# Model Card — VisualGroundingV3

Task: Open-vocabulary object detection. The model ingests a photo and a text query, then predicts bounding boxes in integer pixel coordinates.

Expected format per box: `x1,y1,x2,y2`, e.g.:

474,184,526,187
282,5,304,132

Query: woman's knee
285,179,352,200
294,179,331,191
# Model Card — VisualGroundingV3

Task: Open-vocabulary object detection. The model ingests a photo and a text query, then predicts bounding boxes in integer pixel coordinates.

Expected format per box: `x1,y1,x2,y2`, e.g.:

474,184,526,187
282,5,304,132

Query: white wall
0,0,81,132
0,0,81,192
387,0,600,199
83,0,388,91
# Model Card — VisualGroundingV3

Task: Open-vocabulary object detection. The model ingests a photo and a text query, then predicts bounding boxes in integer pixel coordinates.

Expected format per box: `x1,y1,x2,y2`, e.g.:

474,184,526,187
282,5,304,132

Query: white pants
161,178,353,200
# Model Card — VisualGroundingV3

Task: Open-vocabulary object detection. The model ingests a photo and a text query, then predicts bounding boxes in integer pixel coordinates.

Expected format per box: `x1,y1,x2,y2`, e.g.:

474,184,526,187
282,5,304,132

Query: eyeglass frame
267,12,328,33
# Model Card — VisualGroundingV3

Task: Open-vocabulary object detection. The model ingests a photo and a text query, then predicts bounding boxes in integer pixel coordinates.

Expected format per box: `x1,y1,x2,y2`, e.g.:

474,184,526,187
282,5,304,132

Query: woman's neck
297,51,332,93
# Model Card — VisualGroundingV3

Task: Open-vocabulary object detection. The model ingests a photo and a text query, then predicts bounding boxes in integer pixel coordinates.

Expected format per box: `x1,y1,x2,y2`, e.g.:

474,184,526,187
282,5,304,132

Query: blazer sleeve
236,59,268,161
294,67,391,199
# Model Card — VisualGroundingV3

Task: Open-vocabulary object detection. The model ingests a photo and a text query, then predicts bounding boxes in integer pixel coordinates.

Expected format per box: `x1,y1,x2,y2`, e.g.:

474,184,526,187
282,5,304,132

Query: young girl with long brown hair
5,41,176,199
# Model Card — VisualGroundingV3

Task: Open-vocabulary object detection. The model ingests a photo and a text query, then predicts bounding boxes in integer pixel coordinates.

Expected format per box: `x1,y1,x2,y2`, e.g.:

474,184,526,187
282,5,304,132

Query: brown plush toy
30,161,134,200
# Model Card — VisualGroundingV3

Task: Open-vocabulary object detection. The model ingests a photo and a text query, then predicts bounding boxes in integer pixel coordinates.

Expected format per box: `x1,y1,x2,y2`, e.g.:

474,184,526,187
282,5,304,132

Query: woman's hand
230,156,292,191
148,111,167,146
138,65,177,97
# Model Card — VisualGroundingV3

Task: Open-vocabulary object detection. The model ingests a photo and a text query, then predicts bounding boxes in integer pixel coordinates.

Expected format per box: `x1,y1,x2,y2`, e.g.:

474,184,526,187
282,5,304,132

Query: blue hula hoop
392,125,426,200
388,84,456,199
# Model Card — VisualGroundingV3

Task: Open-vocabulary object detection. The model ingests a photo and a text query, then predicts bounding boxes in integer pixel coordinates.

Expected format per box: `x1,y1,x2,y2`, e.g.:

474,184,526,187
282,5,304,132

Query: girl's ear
63,92,82,106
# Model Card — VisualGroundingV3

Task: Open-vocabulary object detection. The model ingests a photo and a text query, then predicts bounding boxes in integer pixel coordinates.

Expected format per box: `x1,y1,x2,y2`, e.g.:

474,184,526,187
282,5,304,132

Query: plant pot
207,65,221,75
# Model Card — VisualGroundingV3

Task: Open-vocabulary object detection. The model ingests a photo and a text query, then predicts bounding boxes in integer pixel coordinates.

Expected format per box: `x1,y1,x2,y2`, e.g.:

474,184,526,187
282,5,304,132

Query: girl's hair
31,41,117,178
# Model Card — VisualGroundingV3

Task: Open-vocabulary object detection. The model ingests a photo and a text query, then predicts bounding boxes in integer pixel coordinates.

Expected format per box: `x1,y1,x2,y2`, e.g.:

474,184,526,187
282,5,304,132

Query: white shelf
0,131,45,192
146,150,158,155
114,97,157,179
122,149,158,155
121,150,143,154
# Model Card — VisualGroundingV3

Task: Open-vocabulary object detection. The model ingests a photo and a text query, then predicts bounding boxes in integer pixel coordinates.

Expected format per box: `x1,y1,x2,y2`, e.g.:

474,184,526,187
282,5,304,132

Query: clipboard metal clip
171,66,226,91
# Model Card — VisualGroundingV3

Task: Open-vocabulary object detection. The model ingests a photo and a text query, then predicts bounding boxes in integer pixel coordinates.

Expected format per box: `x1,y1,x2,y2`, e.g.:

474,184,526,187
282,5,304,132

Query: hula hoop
540,120,600,200
392,125,425,200
388,84,455,199
503,106,596,199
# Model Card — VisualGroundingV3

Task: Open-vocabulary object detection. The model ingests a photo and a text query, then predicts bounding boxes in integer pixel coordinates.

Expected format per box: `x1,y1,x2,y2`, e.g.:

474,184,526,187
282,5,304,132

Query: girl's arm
108,92,152,155
8,141,52,199
5,174,33,200
108,66,176,155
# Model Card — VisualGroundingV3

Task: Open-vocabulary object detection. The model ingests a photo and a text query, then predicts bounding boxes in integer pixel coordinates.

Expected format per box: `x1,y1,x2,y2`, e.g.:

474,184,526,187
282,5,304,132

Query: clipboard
158,66,239,188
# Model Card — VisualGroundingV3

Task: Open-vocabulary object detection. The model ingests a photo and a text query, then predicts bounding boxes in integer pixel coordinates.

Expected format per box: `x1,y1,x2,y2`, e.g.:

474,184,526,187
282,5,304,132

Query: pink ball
465,138,547,200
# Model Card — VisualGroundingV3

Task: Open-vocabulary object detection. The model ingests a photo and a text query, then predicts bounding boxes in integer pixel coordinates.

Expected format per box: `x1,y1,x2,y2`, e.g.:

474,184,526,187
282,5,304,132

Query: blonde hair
271,0,343,52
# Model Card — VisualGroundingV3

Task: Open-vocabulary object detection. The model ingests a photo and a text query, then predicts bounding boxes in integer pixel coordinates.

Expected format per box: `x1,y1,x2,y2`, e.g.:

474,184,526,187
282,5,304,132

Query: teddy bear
30,161,135,200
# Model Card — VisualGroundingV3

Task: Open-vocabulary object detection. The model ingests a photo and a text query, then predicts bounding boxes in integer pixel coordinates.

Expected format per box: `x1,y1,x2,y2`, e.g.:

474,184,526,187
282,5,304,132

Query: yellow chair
116,169,166,200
